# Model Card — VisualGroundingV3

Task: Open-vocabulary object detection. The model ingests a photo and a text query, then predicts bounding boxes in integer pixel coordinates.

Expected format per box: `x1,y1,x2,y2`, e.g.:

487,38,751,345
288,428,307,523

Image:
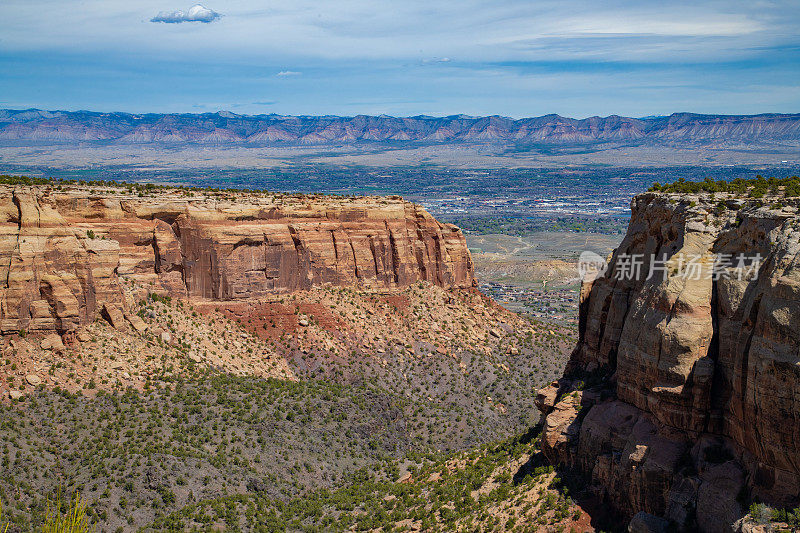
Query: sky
1,0,799,118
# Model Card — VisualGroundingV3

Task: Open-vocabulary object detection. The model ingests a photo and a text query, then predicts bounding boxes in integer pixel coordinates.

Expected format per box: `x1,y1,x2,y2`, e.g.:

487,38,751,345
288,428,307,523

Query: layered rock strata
0,185,473,334
537,192,800,532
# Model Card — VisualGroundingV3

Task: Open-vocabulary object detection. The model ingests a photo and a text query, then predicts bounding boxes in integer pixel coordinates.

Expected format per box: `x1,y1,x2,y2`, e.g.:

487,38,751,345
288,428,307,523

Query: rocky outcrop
0,185,473,334
537,192,800,531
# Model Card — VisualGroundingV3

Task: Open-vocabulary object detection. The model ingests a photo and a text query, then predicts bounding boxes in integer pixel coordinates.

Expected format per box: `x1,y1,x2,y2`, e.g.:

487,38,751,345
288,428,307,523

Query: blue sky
1,0,798,118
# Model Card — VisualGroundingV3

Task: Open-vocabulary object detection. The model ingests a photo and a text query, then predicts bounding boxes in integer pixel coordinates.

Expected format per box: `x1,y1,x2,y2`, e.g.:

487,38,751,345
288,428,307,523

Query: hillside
1,109,798,145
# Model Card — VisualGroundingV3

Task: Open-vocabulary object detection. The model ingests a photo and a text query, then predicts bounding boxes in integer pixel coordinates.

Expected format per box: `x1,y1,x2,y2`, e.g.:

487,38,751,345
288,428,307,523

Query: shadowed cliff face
0,185,473,334
537,192,800,532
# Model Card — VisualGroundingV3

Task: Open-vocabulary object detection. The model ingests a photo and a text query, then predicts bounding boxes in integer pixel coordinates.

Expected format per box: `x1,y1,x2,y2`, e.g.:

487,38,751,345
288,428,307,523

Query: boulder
534,381,561,415
732,517,771,533
101,303,126,330
40,333,65,351
125,313,148,333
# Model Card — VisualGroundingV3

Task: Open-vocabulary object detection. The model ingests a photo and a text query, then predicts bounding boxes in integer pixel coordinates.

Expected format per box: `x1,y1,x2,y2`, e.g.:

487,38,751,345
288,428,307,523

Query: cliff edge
537,190,800,532
0,184,473,335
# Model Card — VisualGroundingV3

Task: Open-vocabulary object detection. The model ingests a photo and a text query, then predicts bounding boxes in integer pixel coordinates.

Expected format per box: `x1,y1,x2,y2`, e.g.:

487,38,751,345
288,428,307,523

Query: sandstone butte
0,184,473,336
537,191,800,532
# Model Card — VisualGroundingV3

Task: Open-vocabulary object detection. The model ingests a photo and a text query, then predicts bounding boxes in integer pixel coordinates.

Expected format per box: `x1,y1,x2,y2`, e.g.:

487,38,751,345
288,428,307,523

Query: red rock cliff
537,192,800,532
0,185,473,334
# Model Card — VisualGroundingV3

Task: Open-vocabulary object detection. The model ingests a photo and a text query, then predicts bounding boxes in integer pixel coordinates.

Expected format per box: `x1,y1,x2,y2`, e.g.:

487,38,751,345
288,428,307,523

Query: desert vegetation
146,425,590,532
444,215,628,236
650,175,800,197
0,368,586,532
0,174,378,201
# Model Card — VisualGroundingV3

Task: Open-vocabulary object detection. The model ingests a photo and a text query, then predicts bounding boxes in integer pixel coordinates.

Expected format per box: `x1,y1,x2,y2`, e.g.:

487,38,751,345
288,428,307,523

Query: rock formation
0,184,473,334
537,192,800,532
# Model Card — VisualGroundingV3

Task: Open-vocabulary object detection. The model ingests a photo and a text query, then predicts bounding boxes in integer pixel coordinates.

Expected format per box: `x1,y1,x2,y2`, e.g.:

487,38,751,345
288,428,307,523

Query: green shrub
40,494,95,533
650,175,800,198
1,501,9,533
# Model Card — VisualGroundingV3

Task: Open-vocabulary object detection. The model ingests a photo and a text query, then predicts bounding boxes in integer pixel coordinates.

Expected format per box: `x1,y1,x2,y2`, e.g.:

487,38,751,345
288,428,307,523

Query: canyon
0,180,580,531
537,190,800,531
4,178,800,531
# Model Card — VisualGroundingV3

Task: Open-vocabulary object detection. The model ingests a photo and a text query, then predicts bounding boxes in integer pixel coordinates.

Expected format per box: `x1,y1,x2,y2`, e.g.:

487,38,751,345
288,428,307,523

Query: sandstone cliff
537,192,800,532
0,185,473,334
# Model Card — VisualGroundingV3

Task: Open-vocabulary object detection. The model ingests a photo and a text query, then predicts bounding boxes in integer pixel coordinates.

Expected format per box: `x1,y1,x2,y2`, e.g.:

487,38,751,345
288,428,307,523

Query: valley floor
467,231,622,323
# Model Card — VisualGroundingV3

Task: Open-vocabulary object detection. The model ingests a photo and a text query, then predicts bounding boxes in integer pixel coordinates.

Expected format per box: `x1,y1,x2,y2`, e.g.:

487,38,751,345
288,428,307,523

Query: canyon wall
0,185,473,334
537,192,800,532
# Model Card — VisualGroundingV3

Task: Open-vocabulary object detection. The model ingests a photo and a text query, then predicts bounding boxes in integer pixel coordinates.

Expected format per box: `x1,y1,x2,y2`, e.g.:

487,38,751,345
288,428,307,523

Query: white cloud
276,71,302,77
1,1,797,66
151,4,220,23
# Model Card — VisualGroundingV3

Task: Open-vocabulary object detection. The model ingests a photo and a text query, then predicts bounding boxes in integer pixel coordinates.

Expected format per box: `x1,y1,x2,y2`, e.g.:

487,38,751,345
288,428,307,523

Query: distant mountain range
1,109,798,145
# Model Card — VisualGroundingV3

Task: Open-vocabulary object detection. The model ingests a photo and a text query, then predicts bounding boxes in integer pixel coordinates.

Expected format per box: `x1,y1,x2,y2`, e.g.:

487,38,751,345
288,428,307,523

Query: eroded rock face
538,192,800,531
0,185,474,334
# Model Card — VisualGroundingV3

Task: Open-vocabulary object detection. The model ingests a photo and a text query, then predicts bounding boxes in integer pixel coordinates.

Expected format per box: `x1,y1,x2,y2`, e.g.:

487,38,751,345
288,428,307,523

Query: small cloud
421,57,453,64
151,4,220,23
276,71,302,77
